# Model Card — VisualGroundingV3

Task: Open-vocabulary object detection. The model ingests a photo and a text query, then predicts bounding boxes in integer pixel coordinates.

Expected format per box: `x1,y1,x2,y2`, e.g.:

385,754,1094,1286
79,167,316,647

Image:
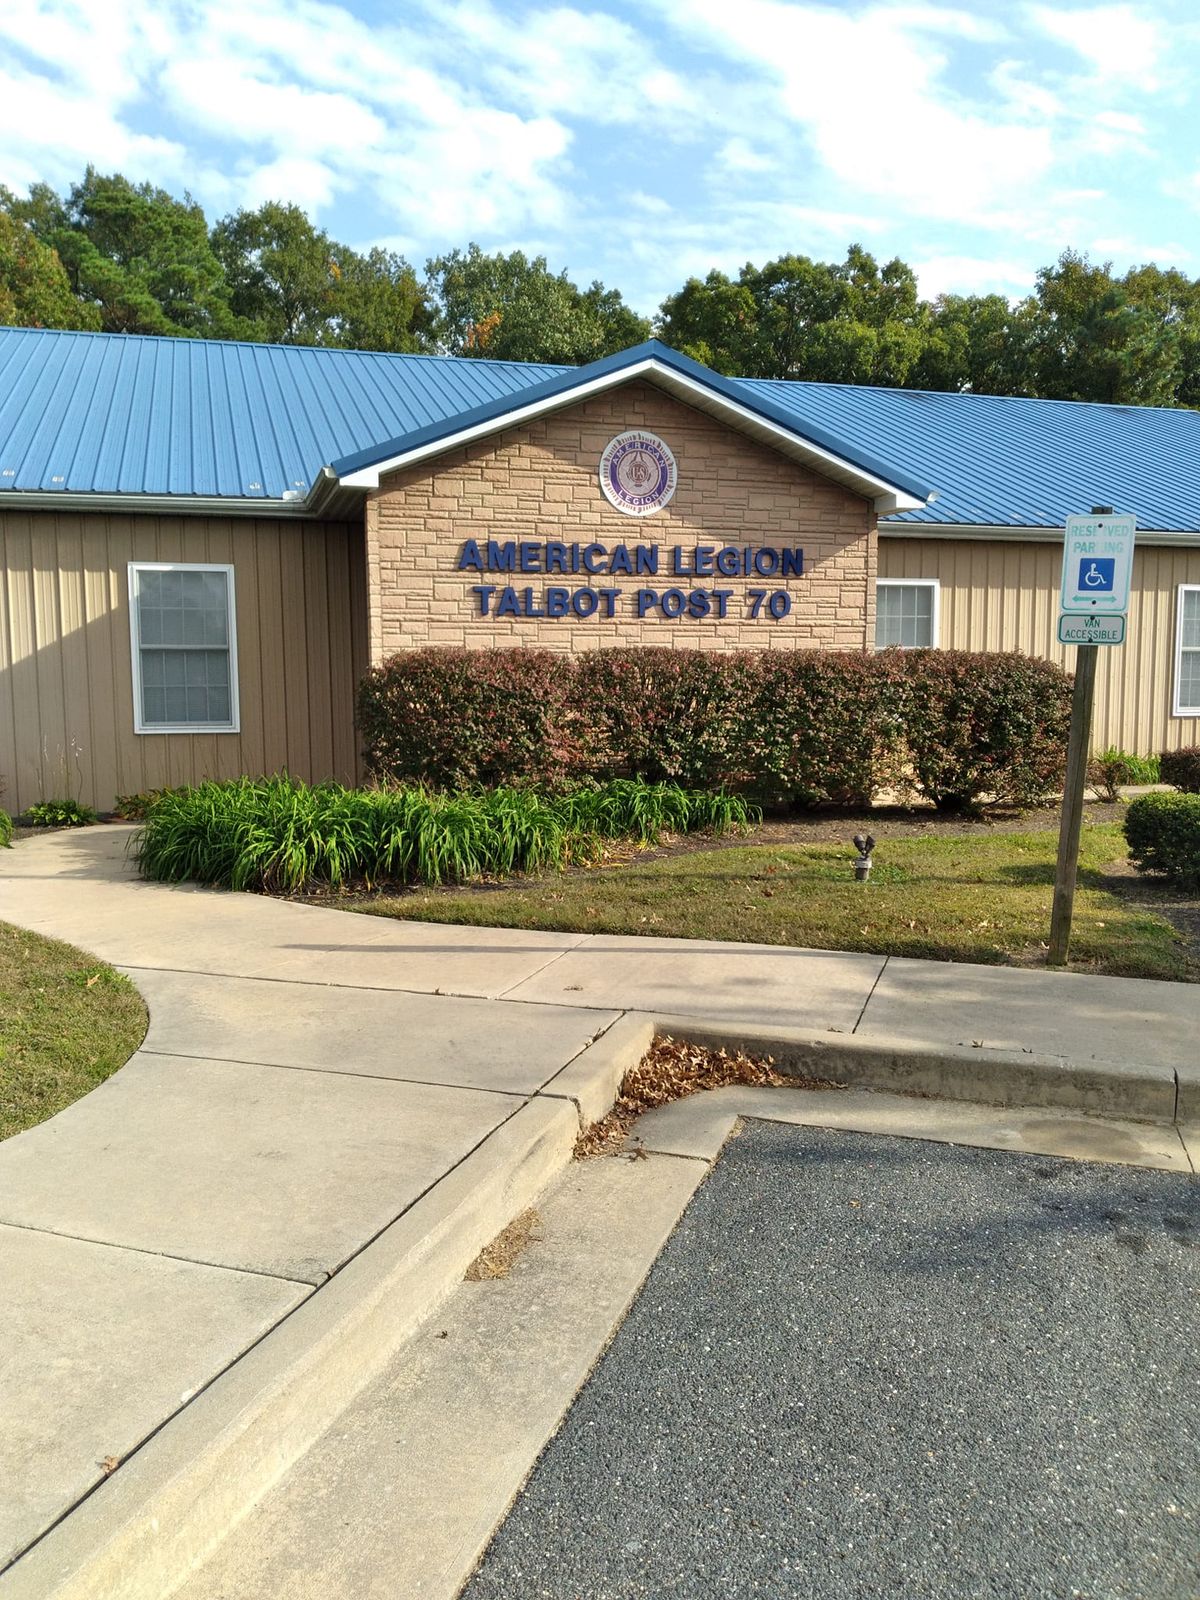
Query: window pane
876,585,933,649
140,648,232,726
182,608,207,646
1180,650,1200,712
1182,591,1200,651
134,567,234,730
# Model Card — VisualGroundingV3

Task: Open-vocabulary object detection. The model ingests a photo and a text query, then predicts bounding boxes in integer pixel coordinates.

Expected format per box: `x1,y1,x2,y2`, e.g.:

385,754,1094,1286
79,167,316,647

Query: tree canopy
425,243,649,364
1,167,1197,410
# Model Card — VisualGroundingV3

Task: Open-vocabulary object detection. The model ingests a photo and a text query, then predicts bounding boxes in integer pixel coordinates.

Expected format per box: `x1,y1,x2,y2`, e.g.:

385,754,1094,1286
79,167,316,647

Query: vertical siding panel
111,516,149,800
80,517,119,810
232,519,267,781
302,528,334,780
279,529,311,780
55,514,95,807
0,521,17,816
255,524,289,776
1,518,39,812
325,527,355,784
0,510,360,812
347,525,369,783
32,513,68,803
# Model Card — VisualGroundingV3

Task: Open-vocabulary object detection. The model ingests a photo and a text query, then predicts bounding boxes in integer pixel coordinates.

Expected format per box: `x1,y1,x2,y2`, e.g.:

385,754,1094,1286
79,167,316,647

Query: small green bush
898,650,1073,811
22,798,99,828
1124,791,1200,889
0,809,11,848
1088,747,1161,802
135,775,755,893
1159,746,1200,793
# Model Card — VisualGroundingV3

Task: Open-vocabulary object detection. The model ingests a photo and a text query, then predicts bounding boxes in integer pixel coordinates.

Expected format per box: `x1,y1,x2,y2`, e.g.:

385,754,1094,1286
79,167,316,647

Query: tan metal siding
0,510,365,815
880,537,1200,754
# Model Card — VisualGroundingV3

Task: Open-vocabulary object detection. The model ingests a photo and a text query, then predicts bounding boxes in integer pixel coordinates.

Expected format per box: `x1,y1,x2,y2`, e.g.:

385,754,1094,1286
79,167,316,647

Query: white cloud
911,253,1037,298
0,0,578,241
1028,3,1164,83
652,0,1056,227
715,138,775,175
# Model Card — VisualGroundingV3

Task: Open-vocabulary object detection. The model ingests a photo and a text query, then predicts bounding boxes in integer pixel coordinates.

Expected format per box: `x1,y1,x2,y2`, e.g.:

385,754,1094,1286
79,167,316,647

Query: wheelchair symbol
1078,557,1115,593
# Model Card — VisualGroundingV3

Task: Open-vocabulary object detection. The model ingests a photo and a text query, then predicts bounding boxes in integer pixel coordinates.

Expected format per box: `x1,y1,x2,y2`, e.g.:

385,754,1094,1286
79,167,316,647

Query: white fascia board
879,522,1200,546
0,468,352,521
336,359,927,513
0,490,314,518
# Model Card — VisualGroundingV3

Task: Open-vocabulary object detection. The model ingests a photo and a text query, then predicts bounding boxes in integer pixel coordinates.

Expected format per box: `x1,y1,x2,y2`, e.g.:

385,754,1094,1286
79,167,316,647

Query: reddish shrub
356,648,574,789
356,645,1074,810
898,649,1073,810
1159,746,1200,793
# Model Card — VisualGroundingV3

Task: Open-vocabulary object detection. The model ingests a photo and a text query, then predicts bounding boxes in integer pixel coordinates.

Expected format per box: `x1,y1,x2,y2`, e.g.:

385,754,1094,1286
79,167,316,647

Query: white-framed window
128,563,240,734
875,578,940,649
1175,584,1200,716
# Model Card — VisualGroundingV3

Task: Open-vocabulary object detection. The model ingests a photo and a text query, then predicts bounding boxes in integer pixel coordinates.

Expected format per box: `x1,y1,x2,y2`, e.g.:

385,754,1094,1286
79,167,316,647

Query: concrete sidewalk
1,824,1198,1596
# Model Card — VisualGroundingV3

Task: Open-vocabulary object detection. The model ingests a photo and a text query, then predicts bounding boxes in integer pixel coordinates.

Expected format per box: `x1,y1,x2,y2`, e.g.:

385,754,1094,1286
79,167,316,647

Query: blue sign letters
458,540,803,623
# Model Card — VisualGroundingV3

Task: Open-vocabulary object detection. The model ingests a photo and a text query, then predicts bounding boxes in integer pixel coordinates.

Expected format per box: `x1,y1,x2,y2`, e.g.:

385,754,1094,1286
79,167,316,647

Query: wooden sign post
1048,506,1135,967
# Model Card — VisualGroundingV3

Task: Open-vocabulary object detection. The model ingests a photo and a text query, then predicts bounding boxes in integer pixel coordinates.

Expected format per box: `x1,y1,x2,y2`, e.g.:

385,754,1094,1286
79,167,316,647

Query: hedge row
357,647,1074,811
1125,791,1200,890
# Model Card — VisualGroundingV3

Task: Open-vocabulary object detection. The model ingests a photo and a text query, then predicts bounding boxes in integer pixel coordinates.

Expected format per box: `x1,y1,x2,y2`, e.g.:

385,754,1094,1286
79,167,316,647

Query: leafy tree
426,243,649,364
1121,262,1200,409
913,293,1035,395
655,268,757,374
1025,249,1179,406
658,246,927,385
0,201,99,330
212,202,427,350
10,168,236,337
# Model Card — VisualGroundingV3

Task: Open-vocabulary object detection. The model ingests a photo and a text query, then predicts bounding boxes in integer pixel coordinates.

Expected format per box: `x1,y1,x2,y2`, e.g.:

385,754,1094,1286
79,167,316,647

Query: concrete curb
540,1012,657,1125
0,1098,578,1600
643,1014,1180,1126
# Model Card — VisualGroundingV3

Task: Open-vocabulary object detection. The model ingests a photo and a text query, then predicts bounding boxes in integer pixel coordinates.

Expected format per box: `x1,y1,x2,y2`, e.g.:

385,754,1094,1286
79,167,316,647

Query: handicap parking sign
1060,514,1135,614
1078,557,1115,593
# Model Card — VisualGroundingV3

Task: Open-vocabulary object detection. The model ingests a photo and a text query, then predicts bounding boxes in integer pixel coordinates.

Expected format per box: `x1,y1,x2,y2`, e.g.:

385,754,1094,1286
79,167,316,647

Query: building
1,327,1198,815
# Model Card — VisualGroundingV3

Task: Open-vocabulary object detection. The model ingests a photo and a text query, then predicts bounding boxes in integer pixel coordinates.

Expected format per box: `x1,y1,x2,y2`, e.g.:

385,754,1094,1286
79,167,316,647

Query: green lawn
0,922,148,1142
360,824,1193,982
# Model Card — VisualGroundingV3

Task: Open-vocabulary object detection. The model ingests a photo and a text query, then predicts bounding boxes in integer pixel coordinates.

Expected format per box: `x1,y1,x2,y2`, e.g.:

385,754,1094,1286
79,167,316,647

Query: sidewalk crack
851,955,889,1034
493,935,590,1001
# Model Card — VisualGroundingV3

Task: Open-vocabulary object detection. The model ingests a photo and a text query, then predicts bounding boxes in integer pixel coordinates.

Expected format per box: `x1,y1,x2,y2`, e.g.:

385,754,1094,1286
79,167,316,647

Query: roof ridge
0,324,570,373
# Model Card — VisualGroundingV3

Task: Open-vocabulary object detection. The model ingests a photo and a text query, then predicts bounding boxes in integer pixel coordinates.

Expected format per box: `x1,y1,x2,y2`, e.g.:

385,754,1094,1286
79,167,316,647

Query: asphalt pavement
463,1123,1200,1600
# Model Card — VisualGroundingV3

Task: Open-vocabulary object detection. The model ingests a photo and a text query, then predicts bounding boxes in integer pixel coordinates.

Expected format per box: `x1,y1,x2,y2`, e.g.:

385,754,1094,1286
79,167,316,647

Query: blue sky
2,0,1198,314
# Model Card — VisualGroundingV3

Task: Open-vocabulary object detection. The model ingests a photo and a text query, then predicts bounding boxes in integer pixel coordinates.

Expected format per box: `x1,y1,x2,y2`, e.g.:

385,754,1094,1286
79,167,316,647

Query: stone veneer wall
365,381,876,663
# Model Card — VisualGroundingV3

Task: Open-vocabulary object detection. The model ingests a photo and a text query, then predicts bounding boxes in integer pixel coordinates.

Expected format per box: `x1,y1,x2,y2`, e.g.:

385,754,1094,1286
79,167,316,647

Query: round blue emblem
599,430,677,516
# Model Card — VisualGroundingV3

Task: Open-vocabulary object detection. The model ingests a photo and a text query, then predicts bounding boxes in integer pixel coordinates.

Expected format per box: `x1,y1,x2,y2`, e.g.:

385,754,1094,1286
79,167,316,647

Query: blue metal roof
0,326,568,503
744,377,1200,532
2,325,1198,531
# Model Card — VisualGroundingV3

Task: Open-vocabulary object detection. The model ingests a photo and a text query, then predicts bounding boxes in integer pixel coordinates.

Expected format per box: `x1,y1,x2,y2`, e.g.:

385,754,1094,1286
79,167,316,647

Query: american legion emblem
599,430,677,516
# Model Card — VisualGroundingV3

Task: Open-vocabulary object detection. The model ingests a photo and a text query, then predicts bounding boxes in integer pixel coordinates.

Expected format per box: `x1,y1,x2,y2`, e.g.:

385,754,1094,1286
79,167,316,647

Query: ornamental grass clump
134,775,752,893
